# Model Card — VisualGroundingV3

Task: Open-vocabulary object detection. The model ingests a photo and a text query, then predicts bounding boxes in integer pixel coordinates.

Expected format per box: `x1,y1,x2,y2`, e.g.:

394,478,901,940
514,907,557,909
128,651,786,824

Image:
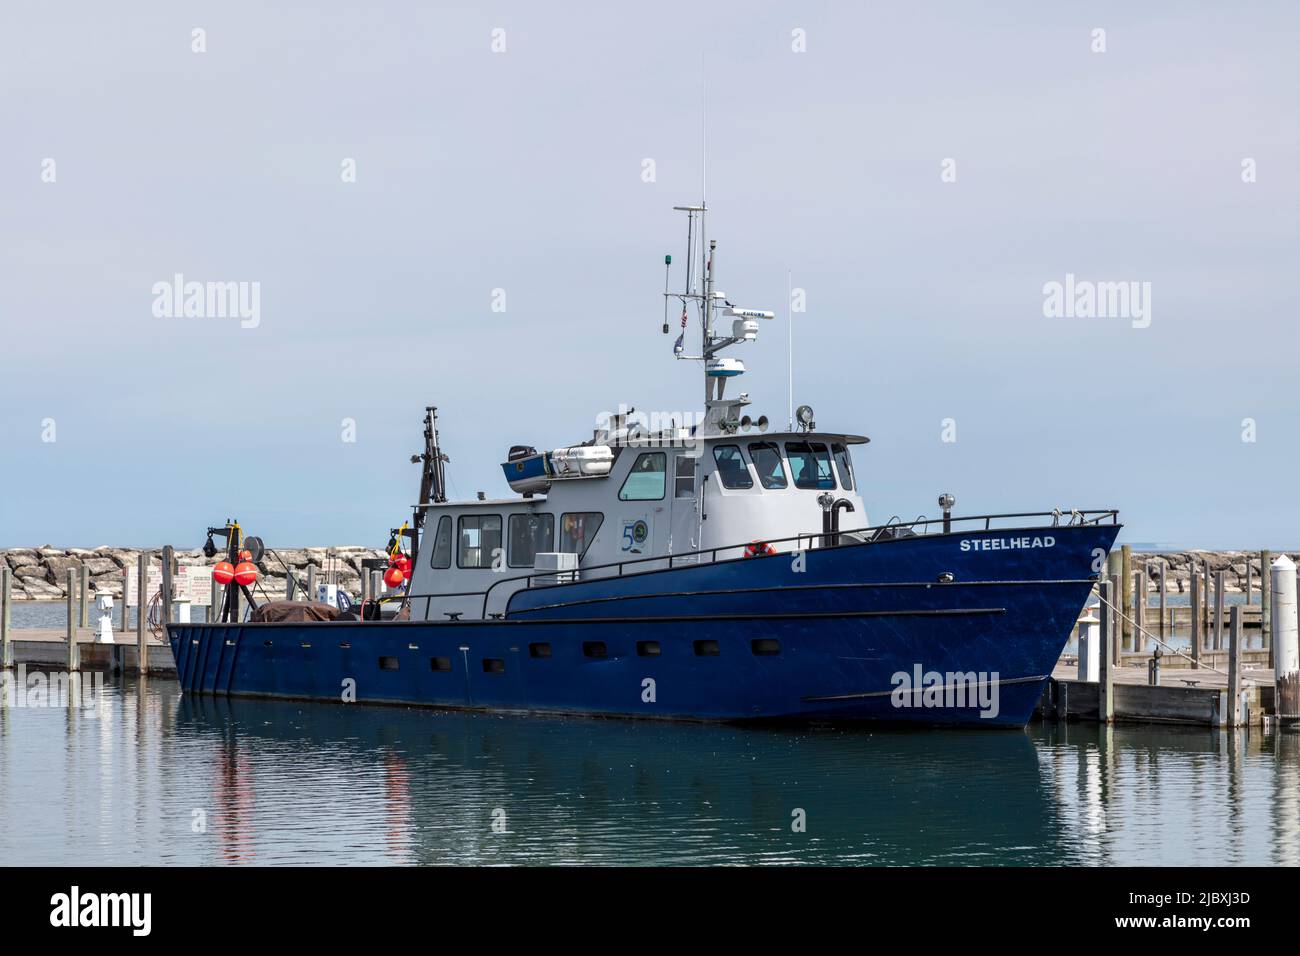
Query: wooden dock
1042,658,1276,727
1,628,176,674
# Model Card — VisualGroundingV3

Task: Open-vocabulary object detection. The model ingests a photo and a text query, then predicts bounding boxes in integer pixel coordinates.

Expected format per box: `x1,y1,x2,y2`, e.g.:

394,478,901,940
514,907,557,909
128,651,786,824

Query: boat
168,200,1120,728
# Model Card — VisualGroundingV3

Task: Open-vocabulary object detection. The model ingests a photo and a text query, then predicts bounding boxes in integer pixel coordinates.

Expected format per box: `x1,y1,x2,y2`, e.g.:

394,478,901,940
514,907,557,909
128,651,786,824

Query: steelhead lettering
959,536,1055,552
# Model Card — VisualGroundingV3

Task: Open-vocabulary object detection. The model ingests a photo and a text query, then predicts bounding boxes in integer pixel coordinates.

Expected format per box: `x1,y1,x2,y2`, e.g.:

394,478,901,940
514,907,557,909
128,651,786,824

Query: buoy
744,540,775,558
234,561,258,587
395,555,412,576
384,565,406,588
212,561,235,584
238,549,252,562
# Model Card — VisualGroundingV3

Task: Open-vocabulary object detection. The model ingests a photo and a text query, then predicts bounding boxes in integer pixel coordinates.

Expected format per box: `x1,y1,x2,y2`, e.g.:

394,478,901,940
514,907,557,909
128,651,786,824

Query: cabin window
482,658,505,674
429,515,452,569
637,641,661,657
430,657,452,672
693,639,721,656
748,442,788,490
379,656,400,671
674,454,697,498
618,452,667,500
508,513,555,568
712,445,753,489
458,514,503,569
831,443,855,492
560,512,603,558
582,641,607,658
751,638,781,656
785,442,836,490
529,642,552,658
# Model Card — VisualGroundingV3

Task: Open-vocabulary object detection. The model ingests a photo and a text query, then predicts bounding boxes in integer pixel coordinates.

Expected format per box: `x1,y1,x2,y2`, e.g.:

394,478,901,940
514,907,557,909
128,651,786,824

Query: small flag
680,306,688,329
673,332,684,355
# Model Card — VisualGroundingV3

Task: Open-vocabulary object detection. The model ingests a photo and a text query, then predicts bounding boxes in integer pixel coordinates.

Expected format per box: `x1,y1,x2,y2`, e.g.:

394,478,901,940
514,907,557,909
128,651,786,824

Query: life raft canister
744,540,776,558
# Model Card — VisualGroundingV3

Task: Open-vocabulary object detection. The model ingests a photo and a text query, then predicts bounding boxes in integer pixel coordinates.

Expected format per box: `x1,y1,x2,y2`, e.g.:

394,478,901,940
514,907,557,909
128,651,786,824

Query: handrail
403,508,1120,619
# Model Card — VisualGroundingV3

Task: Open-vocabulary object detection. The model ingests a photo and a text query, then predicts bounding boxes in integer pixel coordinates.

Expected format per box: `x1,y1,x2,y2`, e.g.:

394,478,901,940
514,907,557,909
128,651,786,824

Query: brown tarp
250,601,340,623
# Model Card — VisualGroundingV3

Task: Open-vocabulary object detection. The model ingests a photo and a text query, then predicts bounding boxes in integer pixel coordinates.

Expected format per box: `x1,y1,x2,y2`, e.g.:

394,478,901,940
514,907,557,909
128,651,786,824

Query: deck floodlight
796,405,815,431
939,493,955,533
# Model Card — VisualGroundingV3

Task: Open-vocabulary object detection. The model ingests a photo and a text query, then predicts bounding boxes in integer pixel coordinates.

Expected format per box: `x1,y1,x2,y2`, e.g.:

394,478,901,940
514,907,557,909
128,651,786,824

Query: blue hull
168,524,1119,729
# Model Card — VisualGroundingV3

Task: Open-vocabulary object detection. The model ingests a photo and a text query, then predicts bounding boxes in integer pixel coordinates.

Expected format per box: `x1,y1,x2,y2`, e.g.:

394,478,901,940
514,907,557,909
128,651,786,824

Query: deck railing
403,508,1119,620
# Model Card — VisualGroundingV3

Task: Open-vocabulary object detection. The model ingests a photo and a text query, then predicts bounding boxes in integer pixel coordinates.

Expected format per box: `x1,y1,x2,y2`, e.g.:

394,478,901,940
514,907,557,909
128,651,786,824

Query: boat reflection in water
5,672,1299,866
177,693,1061,865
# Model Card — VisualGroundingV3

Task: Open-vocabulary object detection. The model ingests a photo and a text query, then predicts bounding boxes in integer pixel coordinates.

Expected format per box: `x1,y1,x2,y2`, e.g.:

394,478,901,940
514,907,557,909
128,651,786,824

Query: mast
409,406,448,561
663,203,775,432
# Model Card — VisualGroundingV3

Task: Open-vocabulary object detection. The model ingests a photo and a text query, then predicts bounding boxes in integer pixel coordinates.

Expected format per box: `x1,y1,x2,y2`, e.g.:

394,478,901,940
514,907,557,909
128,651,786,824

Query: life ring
744,540,776,558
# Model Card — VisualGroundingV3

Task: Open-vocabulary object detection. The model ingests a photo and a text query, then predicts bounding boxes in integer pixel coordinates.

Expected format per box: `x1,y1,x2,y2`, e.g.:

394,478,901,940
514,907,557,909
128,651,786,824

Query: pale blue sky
1,2,1296,549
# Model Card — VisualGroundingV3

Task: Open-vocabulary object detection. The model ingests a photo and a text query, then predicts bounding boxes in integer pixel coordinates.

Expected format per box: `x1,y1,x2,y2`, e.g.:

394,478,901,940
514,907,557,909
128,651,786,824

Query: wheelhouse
409,430,868,621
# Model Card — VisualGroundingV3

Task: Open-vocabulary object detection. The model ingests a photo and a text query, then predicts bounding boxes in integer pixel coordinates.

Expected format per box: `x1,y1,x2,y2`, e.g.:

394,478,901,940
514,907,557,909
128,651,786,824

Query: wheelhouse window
618,452,667,500
508,513,555,568
831,443,855,491
458,514,502,569
429,515,452,569
712,444,753,489
674,453,697,498
560,512,603,558
785,442,836,490
748,442,788,490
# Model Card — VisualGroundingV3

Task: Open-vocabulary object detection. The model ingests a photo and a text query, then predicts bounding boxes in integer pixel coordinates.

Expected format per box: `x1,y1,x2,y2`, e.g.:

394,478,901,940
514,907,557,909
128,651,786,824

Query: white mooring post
96,593,115,644
1271,555,1299,721
1077,611,1101,682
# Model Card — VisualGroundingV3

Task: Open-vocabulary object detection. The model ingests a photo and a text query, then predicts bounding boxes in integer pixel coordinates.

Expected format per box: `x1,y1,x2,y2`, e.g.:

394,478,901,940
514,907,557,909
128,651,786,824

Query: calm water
1,669,1297,866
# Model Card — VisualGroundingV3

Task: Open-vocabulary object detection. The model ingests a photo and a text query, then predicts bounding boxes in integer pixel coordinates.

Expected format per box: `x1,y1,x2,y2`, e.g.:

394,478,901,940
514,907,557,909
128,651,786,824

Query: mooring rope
1093,591,1228,677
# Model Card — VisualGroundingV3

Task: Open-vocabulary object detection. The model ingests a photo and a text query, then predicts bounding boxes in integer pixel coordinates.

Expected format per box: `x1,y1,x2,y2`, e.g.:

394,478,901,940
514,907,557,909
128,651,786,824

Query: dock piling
1121,545,1133,650
78,563,89,629
1158,561,1168,640
1098,579,1115,723
161,545,174,626
135,554,148,674
1262,550,1273,654
306,564,317,604
1202,560,1211,649
1109,573,1122,667
1213,569,1225,651
1,567,12,669
1133,569,1145,651
1190,572,1202,670
65,569,80,672
1227,605,1242,727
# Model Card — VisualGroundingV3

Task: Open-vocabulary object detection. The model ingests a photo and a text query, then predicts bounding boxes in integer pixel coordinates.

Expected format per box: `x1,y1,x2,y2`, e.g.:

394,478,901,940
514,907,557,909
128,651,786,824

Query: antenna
701,52,707,208
787,269,794,430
